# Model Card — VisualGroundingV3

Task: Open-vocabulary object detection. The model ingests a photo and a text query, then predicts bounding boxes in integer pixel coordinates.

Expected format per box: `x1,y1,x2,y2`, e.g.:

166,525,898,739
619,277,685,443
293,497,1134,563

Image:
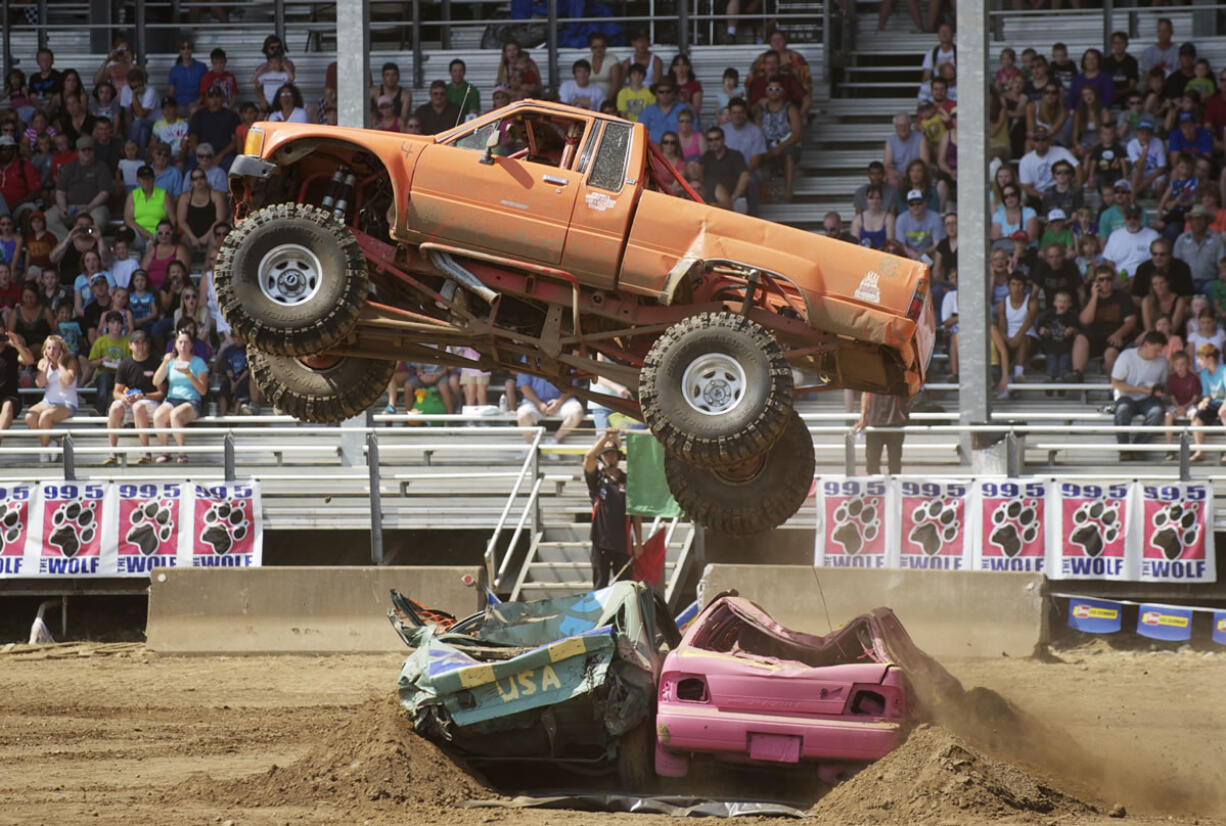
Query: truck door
407,112,585,265
561,120,638,291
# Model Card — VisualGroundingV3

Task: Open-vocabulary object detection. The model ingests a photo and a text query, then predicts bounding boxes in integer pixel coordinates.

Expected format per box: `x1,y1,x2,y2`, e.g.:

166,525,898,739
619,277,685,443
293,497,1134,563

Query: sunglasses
183,293,197,298
190,174,205,180
766,86,783,92
196,153,213,159
660,139,678,145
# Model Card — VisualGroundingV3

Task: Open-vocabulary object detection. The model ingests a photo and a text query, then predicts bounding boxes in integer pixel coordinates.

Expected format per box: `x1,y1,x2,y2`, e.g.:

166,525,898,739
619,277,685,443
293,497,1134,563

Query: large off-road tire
616,720,657,792
640,312,793,469
249,348,395,423
665,412,815,535
216,203,368,357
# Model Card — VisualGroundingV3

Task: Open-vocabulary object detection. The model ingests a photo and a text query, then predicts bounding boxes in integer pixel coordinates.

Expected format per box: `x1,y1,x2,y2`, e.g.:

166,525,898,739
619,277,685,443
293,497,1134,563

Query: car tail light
849,683,906,720
676,676,709,703
906,279,929,322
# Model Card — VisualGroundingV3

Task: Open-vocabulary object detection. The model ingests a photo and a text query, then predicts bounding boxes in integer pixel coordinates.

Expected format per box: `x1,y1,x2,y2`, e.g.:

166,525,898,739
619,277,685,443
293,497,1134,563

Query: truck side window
588,121,631,193
450,122,499,152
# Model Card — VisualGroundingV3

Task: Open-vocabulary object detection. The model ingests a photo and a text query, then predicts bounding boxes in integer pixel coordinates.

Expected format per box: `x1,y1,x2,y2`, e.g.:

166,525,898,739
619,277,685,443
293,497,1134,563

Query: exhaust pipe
427,250,498,304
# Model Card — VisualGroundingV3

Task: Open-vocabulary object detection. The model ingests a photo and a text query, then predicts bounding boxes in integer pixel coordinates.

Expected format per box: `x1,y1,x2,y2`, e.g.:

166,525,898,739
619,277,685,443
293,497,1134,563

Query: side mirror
480,129,499,165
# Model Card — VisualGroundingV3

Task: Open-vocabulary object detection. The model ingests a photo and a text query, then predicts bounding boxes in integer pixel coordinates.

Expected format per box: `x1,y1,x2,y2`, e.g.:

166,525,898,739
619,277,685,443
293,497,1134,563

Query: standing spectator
996,271,1038,381
199,48,238,109
1174,205,1225,293
884,112,929,190
187,87,241,169
1103,204,1161,278
639,77,689,141
1019,126,1078,201
371,62,412,126
0,135,42,224
414,81,462,136
103,327,164,464
1111,330,1170,460
1163,43,1198,100
516,372,584,449
1139,18,1178,77
152,329,207,463
584,32,622,103
1080,264,1139,375
895,188,945,261
688,127,749,211
167,39,206,113
1103,31,1139,102
123,165,172,251
583,430,641,589
856,392,908,475
1035,289,1083,384
268,83,308,123
0,322,33,439
854,161,901,215
446,59,480,117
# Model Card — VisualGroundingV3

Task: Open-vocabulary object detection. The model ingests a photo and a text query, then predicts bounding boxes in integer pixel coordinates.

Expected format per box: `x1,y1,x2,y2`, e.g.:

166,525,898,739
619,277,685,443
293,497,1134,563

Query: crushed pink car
654,594,927,784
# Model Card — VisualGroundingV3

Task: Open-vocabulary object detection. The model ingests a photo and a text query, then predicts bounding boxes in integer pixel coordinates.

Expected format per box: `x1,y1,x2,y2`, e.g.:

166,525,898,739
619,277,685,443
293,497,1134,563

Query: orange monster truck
217,99,934,534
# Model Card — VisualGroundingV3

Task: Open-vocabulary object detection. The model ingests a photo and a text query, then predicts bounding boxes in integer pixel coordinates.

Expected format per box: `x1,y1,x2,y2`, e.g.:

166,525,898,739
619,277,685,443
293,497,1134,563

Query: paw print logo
908,499,960,555
831,495,880,555
989,499,1040,557
125,500,175,556
200,501,250,555
1150,502,1201,561
0,501,22,552
48,501,98,559
1069,500,1121,558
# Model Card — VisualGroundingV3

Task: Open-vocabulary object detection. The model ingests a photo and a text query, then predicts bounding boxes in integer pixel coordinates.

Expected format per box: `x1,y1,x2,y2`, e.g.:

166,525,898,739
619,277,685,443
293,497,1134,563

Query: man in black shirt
188,86,242,168
1162,42,1197,100
690,127,749,210
103,330,165,465
0,321,35,436
413,80,463,136
1131,236,1194,298
583,430,642,589
1030,242,1083,310
82,276,114,342
1080,263,1139,375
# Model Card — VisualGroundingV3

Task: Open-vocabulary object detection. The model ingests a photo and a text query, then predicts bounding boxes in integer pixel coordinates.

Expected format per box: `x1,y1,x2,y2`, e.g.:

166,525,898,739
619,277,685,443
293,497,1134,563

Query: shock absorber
319,169,345,212
333,172,357,221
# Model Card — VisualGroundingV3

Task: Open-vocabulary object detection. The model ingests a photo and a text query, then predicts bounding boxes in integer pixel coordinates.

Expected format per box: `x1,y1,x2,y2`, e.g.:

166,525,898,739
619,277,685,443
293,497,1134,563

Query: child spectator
152,97,189,166
1050,42,1077,89
121,67,158,149
717,67,744,123
1035,289,1081,383
0,216,22,273
1081,120,1128,190
456,345,490,408
30,132,54,185
111,287,135,334
90,80,121,123
617,63,654,123
1156,153,1196,241
558,59,606,111
1187,308,1225,355
1041,160,1084,216
1164,349,1199,452
0,262,19,310
941,267,959,380
235,102,258,149
50,133,75,180
109,228,139,289
995,48,1021,93
1191,342,1226,463
22,109,56,156
199,48,237,108
1155,314,1184,360
1188,295,1210,338
1210,258,1226,323
88,309,129,407
218,341,252,415
36,266,69,314
1075,232,1104,278
1186,58,1214,98
1039,208,1076,252
127,268,158,338
1071,206,1099,250
115,139,144,192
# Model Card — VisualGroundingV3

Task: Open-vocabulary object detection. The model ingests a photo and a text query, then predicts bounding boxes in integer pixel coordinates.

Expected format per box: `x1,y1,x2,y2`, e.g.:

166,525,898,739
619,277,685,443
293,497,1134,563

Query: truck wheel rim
258,243,323,306
681,354,746,416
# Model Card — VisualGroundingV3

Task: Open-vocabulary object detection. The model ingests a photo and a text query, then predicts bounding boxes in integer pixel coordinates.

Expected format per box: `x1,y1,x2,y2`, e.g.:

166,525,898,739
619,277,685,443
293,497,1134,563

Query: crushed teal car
389,582,680,786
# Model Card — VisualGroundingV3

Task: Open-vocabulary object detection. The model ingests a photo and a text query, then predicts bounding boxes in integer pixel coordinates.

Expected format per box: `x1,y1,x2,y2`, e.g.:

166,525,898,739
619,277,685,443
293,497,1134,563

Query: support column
956,2,990,465
336,0,371,130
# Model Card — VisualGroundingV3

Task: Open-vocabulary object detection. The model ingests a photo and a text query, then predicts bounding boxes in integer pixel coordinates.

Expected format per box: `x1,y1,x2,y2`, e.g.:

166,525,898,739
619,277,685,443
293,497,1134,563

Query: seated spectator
584,33,622,103
108,228,138,289
996,271,1038,381
558,59,606,112
72,250,113,319
916,92,949,156
371,95,401,132
141,220,189,290
896,188,944,261
1186,308,1225,356
1080,120,1128,191
516,372,584,450
120,67,157,149
1049,42,1077,89
995,47,1020,94
1099,179,1144,239
931,213,957,292
1155,153,1197,244
81,275,115,344
717,68,745,122
674,109,705,163
1025,86,1068,152
1068,48,1114,112
1031,241,1082,308
371,62,412,126
268,83,308,123
176,167,226,255
1117,90,1145,143
111,286,135,335
990,184,1036,250
687,127,749,211
52,302,84,377
651,131,687,196
1140,273,1190,338
58,88,95,147
904,158,942,214
115,139,144,193
1111,330,1170,460
188,88,241,170
1104,31,1140,103
667,54,702,117
884,112,929,190
35,265,69,314
47,137,110,239
6,281,52,356
497,40,541,101
199,48,238,110
1040,209,1075,253
990,163,1019,214
1019,126,1078,202
854,161,901,215
616,63,654,123
850,186,894,251
639,77,689,143
1173,205,1224,293
167,38,206,113
152,328,207,463
123,166,172,251
1164,42,1197,99
620,30,664,88
940,266,959,378
0,134,44,224
1035,289,1084,383
217,341,253,415
1127,117,1166,196
747,51,806,111
1168,111,1212,168
0,262,17,311
1155,314,1184,361
0,320,33,438
822,212,843,237
0,215,22,275
87,310,129,409
1080,263,1139,375
152,260,191,343
127,268,159,338
414,81,462,136
936,107,959,189
93,36,134,96
386,361,451,414
755,77,802,202
25,334,78,461
1138,17,1177,77
22,210,54,271
1075,229,1104,275
90,80,121,125
1164,348,1198,453
1132,236,1193,298
152,97,189,166
253,41,294,114
1103,204,1161,279
193,142,227,191
1071,85,1111,162
173,283,211,343
149,141,183,198
748,28,813,116
1190,342,1226,462
1041,162,1083,219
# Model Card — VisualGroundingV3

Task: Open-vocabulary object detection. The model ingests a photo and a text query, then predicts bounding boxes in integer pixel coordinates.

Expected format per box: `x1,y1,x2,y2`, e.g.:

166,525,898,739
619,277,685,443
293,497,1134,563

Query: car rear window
588,121,631,193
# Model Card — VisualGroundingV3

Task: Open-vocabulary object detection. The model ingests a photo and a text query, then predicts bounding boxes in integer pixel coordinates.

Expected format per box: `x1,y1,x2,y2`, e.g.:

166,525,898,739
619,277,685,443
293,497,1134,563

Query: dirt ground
0,640,1222,826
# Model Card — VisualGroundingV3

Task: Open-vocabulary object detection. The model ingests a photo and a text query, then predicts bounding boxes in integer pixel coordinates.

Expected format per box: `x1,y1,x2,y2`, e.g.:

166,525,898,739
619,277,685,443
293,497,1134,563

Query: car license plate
748,733,801,763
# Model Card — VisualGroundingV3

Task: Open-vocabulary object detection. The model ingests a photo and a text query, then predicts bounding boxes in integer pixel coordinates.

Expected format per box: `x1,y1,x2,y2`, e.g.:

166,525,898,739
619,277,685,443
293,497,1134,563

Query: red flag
633,528,667,586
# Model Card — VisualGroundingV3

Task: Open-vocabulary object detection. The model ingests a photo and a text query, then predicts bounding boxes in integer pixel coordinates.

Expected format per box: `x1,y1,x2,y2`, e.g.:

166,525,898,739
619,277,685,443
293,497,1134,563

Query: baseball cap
76,136,95,149
1010,229,1030,241
129,329,149,343
906,189,925,202
1189,204,1214,219
1180,42,1196,56
1124,203,1143,216
0,135,15,148
1137,116,1156,131
376,94,393,106
1047,208,1067,222
1179,111,1196,124
1113,178,1132,191
1029,126,1050,139
90,272,108,284
492,83,512,97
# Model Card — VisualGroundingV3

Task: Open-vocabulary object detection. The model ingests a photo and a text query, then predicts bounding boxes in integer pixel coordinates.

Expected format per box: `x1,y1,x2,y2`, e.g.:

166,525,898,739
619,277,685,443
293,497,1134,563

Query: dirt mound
813,724,1095,824
170,694,491,811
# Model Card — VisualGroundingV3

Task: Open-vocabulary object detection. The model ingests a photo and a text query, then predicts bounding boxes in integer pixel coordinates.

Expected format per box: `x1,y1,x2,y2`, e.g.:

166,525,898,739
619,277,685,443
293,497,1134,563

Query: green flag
625,431,681,518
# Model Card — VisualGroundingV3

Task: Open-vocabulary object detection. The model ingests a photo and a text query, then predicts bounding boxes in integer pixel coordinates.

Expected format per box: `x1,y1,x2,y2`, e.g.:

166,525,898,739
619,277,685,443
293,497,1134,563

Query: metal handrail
484,427,543,587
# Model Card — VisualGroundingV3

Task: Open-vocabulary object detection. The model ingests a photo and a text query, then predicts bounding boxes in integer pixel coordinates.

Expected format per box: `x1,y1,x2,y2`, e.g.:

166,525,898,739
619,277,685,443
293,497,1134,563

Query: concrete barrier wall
699,565,1047,659
147,566,485,654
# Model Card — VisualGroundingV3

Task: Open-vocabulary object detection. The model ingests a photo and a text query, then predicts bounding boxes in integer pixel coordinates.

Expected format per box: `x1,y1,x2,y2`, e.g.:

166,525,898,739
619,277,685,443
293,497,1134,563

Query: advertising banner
1050,481,1134,580
814,477,889,568
972,479,1048,573
1137,483,1215,584
896,479,971,570
1067,597,1123,634
1136,603,1194,641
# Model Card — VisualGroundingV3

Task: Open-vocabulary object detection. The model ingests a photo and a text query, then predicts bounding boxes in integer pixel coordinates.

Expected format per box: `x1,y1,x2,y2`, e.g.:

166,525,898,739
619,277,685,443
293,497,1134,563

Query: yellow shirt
616,87,655,122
